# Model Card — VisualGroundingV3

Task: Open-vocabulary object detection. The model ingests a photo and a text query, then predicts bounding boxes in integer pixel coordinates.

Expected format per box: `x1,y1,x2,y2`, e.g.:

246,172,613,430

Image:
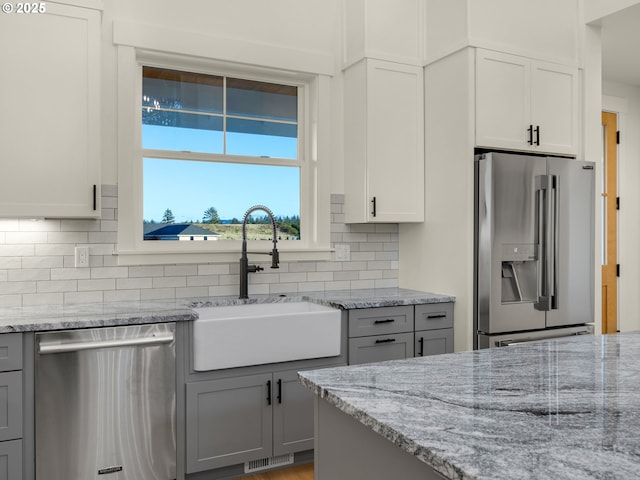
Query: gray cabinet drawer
348,332,414,365
0,335,21,373
348,306,413,337
415,329,454,357
414,303,453,331
0,439,21,480
0,372,22,442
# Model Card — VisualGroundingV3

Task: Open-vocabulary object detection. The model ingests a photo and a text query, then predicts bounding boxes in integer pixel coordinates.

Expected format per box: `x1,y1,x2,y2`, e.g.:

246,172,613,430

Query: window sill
114,247,333,266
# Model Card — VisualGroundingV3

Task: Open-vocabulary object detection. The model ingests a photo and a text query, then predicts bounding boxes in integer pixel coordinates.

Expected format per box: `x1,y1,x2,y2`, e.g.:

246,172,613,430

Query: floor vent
244,453,294,474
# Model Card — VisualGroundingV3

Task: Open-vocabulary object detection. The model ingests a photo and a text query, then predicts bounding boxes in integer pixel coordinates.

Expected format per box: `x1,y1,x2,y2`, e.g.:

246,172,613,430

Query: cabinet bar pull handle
371,197,377,217
527,125,533,145
277,379,282,404
535,125,540,146
418,337,424,356
427,314,446,319
375,338,395,344
374,319,395,324
267,380,272,406
92,184,97,211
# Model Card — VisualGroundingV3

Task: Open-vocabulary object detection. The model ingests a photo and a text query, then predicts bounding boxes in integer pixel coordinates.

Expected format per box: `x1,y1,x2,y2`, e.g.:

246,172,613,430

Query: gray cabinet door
186,373,272,473
0,440,21,480
0,372,22,442
273,369,314,456
349,332,414,365
415,329,454,357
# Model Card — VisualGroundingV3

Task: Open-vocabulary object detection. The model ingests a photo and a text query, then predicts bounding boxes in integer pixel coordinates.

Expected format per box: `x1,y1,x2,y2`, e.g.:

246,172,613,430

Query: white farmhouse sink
192,302,341,371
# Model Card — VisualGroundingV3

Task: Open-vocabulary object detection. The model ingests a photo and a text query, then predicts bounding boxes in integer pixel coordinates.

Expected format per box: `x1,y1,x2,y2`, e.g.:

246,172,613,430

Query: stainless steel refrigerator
474,151,595,348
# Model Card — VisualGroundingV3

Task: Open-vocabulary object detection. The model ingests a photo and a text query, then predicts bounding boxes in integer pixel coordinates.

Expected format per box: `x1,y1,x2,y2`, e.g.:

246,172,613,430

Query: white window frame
116,46,332,265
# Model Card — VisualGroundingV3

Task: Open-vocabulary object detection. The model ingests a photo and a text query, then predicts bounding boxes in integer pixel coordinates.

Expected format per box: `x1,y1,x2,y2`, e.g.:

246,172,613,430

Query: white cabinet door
531,60,579,155
476,50,531,151
475,49,579,156
344,59,424,223
0,3,100,218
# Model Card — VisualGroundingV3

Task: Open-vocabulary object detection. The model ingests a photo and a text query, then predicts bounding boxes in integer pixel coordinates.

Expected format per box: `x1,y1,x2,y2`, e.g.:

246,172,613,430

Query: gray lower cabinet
348,304,454,365
414,303,454,357
0,440,21,480
0,334,22,480
348,306,415,365
186,365,334,474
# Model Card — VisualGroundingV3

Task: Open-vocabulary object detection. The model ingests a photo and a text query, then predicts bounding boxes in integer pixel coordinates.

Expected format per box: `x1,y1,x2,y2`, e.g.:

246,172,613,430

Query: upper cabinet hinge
616,197,620,210
617,264,620,277
617,131,620,144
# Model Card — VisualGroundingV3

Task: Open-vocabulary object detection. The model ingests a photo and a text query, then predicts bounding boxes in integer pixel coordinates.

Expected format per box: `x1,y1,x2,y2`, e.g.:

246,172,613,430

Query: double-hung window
142,66,301,242
115,40,332,265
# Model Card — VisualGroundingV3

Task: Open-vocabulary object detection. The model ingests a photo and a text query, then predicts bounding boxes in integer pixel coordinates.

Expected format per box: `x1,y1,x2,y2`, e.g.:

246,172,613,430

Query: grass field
196,223,298,241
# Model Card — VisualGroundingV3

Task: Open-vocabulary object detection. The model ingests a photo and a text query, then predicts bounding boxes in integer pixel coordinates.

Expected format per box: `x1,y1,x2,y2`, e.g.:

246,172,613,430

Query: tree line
144,207,300,237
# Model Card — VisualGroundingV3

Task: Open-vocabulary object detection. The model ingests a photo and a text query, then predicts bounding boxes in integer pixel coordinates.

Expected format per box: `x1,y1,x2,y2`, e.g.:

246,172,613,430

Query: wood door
601,111,618,334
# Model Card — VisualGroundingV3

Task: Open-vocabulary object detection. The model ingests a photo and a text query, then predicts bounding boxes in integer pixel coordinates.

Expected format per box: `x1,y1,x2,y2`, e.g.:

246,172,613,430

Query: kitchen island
299,332,640,480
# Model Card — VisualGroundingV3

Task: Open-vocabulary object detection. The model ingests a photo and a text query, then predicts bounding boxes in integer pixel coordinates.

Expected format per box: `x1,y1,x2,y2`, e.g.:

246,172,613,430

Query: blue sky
143,126,300,222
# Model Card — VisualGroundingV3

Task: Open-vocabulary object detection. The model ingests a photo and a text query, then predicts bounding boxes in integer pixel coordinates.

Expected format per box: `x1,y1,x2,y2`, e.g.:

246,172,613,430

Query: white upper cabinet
475,49,579,156
344,59,424,223
0,2,101,218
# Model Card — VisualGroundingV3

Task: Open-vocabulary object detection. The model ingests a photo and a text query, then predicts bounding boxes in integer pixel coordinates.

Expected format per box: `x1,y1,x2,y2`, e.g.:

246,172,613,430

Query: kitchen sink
192,301,342,371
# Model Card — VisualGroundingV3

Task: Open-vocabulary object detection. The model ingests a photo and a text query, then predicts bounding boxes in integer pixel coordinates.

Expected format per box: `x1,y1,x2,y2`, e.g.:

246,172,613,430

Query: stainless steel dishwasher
35,323,176,480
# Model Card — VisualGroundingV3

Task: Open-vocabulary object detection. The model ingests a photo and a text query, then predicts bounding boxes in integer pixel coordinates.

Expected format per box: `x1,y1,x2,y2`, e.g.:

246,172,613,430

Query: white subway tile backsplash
140,288,175,300
165,265,198,276
104,289,140,303
64,291,104,304
22,256,64,269
116,277,153,290
78,279,116,292
0,295,21,307
91,266,129,279
152,276,187,289
0,186,399,305
186,275,219,288
176,286,209,298
0,245,35,257
8,269,50,282
47,232,88,244
0,258,21,269
6,232,48,244
23,293,64,306
37,280,78,293
19,219,60,232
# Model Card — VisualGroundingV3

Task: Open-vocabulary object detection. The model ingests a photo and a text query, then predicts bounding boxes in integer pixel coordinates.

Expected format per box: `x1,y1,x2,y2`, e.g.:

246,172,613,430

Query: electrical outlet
75,246,89,268
334,244,350,262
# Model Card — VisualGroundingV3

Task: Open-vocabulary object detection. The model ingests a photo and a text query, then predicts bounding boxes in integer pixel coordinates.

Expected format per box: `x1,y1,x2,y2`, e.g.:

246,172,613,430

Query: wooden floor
236,463,314,480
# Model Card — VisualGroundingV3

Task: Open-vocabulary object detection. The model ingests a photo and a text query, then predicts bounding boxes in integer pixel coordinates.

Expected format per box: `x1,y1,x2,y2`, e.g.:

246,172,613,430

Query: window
141,67,301,242
115,48,331,265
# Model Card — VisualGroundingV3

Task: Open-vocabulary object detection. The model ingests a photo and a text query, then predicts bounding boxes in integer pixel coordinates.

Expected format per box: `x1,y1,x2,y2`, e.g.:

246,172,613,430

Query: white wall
100,0,344,187
584,0,640,24
603,82,640,332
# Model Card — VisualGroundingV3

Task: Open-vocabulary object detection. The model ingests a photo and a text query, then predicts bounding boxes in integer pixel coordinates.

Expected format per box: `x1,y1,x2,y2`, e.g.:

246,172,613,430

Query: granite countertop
0,288,454,332
299,332,640,480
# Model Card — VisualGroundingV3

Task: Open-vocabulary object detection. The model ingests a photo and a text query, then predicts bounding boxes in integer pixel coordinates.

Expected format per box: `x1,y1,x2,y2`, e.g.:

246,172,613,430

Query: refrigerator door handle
535,174,553,312
551,174,559,310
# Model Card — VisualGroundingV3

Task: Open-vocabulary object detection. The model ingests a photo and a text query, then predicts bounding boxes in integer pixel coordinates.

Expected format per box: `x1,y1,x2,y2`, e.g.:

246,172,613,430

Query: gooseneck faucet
239,205,280,299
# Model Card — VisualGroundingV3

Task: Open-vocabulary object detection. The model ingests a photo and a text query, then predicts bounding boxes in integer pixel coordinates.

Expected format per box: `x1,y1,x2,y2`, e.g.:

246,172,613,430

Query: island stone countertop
299,332,640,480
0,288,454,332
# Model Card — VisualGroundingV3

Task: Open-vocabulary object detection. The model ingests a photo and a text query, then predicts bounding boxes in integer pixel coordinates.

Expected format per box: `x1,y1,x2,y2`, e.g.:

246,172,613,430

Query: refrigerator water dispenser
501,244,537,304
